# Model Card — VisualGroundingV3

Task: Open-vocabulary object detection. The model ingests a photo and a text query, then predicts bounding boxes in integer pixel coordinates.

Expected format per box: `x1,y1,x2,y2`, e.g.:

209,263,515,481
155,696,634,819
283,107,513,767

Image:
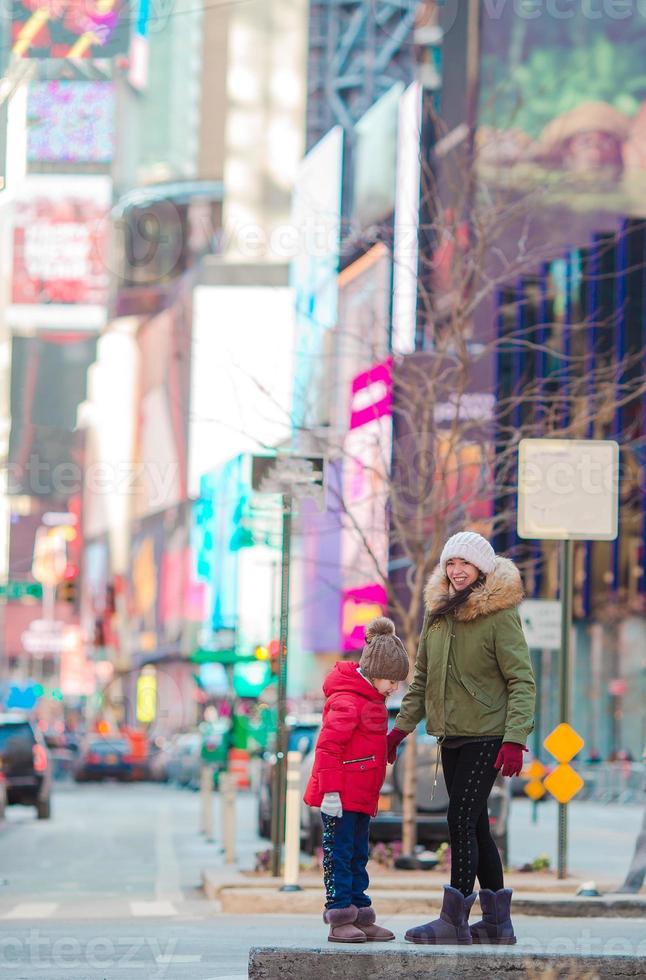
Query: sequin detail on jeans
321,813,337,905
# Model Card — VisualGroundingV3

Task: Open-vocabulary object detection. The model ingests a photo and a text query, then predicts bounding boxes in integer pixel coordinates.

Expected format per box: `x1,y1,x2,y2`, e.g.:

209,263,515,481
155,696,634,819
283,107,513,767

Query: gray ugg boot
354,907,395,941
324,905,367,943
405,885,476,945
470,888,517,945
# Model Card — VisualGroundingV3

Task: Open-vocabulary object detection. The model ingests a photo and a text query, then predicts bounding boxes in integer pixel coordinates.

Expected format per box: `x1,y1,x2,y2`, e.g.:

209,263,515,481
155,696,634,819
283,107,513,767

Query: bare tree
285,115,646,854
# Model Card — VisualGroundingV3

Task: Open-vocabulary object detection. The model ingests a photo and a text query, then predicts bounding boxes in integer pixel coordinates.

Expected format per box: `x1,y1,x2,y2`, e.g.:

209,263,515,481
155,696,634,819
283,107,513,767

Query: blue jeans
321,810,371,910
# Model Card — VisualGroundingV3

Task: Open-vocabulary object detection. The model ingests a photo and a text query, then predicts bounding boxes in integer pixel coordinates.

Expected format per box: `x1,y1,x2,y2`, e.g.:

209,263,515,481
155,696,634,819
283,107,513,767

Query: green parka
394,557,535,745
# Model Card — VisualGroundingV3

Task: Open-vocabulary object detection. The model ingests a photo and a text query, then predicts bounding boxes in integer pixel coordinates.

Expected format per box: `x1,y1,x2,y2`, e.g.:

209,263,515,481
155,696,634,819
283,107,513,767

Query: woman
387,531,535,945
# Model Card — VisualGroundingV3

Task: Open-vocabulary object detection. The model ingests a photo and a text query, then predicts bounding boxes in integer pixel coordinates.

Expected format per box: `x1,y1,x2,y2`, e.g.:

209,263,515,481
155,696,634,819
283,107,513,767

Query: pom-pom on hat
440,531,496,576
359,617,409,682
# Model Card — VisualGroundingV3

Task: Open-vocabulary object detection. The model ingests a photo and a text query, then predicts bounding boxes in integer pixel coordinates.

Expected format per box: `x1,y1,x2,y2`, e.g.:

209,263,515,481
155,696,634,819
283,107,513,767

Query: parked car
74,735,133,782
259,709,510,861
257,714,322,840
0,712,52,819
166,733,202,789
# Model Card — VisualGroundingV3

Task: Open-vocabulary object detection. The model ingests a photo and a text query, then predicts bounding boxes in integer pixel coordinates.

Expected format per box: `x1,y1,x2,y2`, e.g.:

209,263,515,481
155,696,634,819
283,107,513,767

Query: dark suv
0,713,52,819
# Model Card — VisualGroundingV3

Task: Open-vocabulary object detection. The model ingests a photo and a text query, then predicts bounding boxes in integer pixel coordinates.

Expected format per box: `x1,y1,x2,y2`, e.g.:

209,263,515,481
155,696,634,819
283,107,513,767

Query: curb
248,946,646,979
202,869,646,917
213,885,646,917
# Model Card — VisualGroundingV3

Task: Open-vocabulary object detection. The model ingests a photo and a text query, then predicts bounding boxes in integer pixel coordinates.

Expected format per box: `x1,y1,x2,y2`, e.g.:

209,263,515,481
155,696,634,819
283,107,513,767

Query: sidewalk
202,793,645,917
202,866,646,917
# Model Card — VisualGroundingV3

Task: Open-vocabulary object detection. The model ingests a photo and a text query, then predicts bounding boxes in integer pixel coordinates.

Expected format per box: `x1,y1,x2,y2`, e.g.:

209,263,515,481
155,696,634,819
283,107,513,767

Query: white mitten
320,792,343,818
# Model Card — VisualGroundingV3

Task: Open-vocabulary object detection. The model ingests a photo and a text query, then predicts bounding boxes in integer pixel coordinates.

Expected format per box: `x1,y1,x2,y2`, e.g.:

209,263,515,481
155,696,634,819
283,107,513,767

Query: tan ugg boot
354,906,395,941
324,904,367,943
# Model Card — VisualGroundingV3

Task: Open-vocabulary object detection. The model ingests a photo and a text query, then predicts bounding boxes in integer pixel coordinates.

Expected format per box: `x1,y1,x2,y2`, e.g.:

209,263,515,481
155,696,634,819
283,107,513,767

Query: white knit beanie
440,531,496,576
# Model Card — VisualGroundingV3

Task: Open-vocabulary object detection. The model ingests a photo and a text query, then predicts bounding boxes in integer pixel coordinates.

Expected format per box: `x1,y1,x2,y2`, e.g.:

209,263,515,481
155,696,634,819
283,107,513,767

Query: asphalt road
0,782,643,979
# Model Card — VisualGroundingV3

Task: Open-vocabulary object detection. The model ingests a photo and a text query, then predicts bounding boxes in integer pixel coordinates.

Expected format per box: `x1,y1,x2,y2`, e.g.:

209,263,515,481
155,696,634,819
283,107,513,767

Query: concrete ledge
232,871,585,892
248,946,645,979
208,877,646,917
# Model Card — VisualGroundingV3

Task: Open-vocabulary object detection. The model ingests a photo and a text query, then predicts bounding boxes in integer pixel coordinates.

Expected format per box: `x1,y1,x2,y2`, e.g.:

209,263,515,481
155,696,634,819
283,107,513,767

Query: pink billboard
12,197,108,306
341,584,389,653
340,358,393,653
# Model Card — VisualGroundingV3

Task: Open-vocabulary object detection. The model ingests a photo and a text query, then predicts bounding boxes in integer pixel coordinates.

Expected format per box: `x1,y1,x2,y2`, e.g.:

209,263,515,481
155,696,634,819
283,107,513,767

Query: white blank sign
517,438,619,541
519,600,562,650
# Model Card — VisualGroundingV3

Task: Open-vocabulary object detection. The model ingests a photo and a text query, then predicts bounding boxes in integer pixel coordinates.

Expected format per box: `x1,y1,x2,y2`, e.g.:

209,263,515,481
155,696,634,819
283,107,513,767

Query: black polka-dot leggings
441,738,505,897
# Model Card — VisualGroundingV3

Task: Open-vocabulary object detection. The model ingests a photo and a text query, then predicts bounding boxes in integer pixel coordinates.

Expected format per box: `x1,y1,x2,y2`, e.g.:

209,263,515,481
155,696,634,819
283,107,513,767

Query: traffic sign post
520,598,562,825
557,538,573,877
518,438,619,878
251,453,326,878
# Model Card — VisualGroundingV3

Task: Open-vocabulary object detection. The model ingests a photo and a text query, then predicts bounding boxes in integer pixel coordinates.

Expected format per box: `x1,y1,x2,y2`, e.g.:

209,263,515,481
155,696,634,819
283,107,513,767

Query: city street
0,783,644,978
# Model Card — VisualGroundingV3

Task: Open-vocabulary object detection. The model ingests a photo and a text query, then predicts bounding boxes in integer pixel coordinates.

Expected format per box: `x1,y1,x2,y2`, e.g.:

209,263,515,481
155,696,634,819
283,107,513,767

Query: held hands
386,727,408,765
320,792,343,818
493,742,524,777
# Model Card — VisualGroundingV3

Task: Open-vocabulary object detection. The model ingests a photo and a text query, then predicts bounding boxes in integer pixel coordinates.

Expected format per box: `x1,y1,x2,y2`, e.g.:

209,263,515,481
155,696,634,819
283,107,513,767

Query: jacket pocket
342,755,379,796
449,665,493,707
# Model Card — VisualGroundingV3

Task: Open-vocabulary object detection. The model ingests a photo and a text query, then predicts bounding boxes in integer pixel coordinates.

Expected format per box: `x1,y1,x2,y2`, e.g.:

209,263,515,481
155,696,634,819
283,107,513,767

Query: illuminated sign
12,0,129,59
136,670,157,724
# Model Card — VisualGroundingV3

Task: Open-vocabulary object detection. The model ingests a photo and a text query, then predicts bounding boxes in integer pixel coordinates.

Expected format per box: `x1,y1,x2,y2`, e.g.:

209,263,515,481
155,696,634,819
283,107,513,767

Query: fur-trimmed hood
424,556,524,623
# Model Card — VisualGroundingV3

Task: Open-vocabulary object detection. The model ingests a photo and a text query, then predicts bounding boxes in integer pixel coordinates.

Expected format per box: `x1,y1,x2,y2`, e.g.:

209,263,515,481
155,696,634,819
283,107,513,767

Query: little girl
304,617,409,943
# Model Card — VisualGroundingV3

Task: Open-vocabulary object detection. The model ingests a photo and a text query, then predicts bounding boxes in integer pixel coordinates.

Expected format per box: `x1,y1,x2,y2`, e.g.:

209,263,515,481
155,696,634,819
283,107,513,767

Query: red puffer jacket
303,661,388,817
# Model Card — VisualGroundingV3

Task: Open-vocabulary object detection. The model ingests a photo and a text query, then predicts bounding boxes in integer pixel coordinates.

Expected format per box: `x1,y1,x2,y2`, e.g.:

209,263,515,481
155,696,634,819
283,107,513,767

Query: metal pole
220,772,236,864
271,493,292,877
532,649,542,825
200,765,214,841
558,539,574,879
280,751,303,892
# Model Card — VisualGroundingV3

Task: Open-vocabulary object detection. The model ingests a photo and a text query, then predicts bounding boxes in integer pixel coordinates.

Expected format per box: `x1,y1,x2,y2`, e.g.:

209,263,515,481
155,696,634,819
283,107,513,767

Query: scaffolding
306,1,420,150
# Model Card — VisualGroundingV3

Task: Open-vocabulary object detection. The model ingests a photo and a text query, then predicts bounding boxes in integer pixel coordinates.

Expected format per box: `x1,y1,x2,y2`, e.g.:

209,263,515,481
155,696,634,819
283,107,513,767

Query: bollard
220,772,236,864
280,751,303,892
200,765,214,841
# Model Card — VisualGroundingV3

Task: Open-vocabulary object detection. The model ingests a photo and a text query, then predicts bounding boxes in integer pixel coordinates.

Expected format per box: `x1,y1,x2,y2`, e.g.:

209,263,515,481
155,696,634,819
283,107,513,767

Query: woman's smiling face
445,557,480,591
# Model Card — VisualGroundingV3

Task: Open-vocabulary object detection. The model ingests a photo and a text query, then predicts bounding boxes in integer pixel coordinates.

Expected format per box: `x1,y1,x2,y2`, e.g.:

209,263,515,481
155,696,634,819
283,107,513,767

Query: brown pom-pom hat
358,616,410,682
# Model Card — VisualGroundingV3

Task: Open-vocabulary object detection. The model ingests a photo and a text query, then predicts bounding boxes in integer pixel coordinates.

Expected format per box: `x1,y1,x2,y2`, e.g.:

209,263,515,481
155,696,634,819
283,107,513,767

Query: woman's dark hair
430,573,485,622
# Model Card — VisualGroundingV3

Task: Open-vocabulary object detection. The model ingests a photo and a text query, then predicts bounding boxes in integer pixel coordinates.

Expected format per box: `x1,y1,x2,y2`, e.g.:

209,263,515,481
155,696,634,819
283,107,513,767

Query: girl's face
371,678,401,697
446,557,480,591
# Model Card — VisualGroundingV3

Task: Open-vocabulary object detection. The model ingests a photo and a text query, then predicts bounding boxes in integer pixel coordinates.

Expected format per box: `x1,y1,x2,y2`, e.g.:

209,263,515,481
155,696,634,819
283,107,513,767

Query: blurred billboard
340,359,393,653
352,83,404,230
9,175,111,329
290,126,343,427
188,283,295,498
27,81,115,164
334,243,392,430
11,0,130,59
478,6,646,216
8,334,96,500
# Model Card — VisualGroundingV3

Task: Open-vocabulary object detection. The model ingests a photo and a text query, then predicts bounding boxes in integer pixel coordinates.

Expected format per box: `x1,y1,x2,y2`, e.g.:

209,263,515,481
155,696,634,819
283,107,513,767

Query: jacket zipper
342,755,376,765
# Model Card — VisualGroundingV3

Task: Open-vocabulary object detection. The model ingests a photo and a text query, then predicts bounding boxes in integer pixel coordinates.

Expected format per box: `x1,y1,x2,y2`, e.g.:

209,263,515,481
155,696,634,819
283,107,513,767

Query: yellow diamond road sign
524,779,546,801
526,760,546,780
543,763,584,804
523,758,547,800
543,723,584,764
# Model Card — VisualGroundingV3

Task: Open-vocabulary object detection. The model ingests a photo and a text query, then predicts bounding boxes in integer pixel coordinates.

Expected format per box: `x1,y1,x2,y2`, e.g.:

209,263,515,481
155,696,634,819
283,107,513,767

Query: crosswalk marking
129,900,177,917
4,902,58,919
155,955,202,964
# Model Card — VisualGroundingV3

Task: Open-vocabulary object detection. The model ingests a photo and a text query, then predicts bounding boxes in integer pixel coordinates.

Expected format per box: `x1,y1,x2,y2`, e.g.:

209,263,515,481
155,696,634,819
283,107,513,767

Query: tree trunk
401,729,418,854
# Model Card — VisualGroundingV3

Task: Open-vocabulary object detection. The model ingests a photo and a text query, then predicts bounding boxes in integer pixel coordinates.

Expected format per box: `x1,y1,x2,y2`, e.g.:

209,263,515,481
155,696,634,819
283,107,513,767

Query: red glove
386,728,408,764
494,742,524,777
